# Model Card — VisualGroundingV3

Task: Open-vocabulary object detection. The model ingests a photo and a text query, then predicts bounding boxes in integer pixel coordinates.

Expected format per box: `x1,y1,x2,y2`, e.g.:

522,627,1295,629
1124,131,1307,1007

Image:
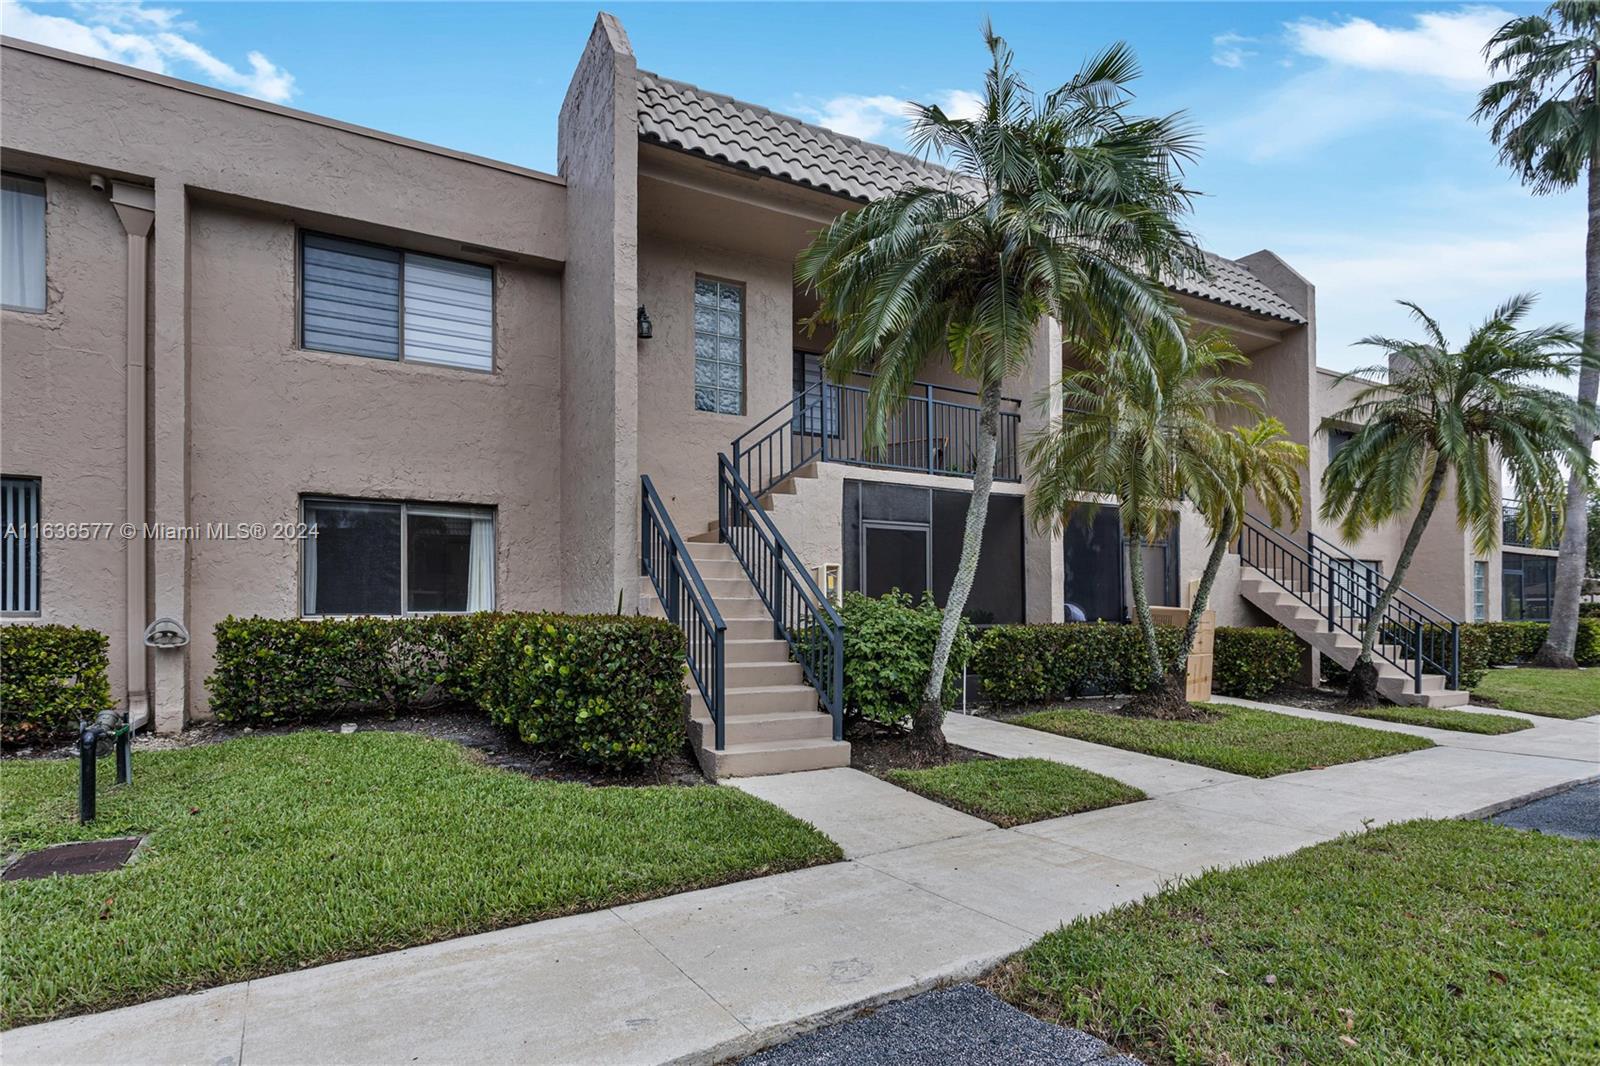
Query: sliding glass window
301,497,494,617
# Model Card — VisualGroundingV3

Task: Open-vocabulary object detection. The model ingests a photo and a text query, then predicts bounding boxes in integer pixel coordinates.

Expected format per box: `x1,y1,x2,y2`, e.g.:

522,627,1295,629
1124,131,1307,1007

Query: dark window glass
1328,427,1355,463
407,511,473,612
1501,552,1556,622
302,234,401,359
303,500,402,615
2,476,41,613
932,488,1024,624
1063,505,1123,622
862,523,929,599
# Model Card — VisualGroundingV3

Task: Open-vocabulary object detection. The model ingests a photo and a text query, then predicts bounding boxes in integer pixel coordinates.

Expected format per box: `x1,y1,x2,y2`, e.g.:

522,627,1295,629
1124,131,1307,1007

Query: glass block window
693,276,744,415
1472,560,1488,622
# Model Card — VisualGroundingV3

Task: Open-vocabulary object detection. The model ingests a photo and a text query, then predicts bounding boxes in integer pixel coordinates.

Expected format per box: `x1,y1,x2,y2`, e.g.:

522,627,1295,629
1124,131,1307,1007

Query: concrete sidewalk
7,702,1596,1066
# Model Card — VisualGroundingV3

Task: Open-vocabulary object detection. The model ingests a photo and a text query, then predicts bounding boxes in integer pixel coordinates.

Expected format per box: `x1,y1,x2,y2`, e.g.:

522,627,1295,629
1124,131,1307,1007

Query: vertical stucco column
149,182,189,733
557,13,640,612
1023,316,1065,622
109,183,154,728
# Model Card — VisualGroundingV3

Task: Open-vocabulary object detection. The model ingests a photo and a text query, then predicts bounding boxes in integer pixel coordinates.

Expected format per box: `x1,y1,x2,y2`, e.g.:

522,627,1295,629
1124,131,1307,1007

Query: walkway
8,702,1596,1066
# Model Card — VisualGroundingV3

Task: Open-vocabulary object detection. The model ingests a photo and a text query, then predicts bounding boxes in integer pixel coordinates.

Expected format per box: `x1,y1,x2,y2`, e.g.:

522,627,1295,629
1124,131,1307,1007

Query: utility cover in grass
885,758,1145,827
1014,703,1431,778
999,820,1600,1064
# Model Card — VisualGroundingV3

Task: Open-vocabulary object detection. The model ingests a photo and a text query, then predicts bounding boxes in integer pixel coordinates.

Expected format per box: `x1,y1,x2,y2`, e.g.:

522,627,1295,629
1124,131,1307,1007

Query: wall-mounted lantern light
637,306,653,339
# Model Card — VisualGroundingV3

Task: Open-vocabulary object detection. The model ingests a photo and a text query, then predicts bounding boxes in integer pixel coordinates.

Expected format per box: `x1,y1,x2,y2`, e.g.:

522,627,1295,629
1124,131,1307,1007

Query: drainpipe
110,181,155,729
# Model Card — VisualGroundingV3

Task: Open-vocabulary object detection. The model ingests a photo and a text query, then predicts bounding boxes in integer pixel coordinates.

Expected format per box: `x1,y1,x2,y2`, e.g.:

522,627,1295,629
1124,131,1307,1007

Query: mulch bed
845,717,994,774
2,708,706,787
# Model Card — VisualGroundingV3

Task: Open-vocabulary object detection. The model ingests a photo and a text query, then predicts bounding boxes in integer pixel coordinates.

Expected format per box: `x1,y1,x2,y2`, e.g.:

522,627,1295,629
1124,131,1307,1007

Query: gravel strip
1490,781,1600,840
739,984,1141,1066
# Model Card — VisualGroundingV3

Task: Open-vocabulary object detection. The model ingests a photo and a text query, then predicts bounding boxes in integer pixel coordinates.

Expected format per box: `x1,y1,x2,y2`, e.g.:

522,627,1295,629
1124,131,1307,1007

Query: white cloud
798,94,909,140
1212,32,1258,70
934,89,984,121
798,88,983,142
1,0,296,103
1285,6,1512,90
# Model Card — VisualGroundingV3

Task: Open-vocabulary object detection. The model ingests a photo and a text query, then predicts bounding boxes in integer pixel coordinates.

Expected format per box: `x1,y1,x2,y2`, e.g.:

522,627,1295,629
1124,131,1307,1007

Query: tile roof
637,70,1305,326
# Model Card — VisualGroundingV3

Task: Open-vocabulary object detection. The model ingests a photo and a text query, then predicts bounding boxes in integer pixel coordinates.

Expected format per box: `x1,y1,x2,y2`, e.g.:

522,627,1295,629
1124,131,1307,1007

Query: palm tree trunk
913,380,999,756
1350,460,1450,702
1177,512,1234,672
1125,530,1163,687
1535,147,1600,668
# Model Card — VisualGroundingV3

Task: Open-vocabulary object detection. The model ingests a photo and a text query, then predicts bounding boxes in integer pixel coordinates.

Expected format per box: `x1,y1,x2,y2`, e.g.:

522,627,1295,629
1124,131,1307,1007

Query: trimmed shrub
1579,602,1600,619
1212,627,1301,699
209,612,687,770
840,590,972,725
971,622,1184,706
207,615,472,725
1,624,112,747
476,613,685,769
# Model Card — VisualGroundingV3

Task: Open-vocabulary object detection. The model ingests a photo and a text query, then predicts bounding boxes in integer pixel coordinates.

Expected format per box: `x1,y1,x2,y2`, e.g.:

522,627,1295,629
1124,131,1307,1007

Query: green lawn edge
884,758,1145,827
1013,703,1432,778
998,820,1600,1065
1342,703,1532,734
1471,668,1600,720
0,731,841,1028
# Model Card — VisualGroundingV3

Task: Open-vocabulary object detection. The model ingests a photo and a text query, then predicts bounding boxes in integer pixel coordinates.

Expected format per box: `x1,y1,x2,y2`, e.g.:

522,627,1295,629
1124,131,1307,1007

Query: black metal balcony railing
1502,504,1558,550
732,380,1021,498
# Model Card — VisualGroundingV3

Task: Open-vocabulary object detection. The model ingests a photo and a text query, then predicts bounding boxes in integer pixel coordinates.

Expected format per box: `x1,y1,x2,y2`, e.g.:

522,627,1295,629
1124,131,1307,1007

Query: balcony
1502,503,1558,550
734,380,1022,497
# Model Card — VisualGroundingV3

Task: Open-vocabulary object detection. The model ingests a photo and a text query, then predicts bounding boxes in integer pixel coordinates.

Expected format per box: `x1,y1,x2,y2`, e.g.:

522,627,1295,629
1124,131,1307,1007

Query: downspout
110,182,155,729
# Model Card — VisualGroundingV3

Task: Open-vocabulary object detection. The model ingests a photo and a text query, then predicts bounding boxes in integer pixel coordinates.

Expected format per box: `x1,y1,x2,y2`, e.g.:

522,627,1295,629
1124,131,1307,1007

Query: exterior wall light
637,305,653,339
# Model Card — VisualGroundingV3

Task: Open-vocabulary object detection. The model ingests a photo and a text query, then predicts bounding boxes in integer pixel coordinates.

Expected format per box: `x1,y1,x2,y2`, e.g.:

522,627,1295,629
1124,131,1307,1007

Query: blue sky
2,1,1584,377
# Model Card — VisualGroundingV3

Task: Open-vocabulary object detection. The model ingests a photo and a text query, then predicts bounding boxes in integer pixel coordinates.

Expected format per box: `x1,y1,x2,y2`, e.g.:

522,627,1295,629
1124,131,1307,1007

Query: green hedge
1212,627,1302,699
971,622,1184,706
841,590,971,725
1,625,112,748
208,612,687,770
1322,618,1599,690
475,614,686,770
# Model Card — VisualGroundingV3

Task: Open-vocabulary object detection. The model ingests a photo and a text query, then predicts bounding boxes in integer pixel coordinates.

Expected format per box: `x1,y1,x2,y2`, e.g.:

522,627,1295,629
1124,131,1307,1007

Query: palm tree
1027,325,1264,716
797,27,1201,754
1320,296,1590,702
1180,418,1306,677
1476,3,1600,666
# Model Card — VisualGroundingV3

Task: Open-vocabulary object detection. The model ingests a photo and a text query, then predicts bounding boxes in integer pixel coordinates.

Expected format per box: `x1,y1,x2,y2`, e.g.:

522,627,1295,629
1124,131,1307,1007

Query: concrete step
726,661,804,686
697,737,851,780
689,709,834,747
691,684,819,716
725,638,789,663
724,617,780,640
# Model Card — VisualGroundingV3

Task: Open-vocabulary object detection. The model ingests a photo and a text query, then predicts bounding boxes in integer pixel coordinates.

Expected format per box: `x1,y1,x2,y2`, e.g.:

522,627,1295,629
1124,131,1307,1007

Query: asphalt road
1491,781,1600,840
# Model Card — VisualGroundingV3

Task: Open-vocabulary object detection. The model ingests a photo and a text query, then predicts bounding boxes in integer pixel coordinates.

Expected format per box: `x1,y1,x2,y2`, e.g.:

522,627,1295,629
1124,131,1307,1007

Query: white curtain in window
2,176,46,311
467,514,494,611
302,531,319,616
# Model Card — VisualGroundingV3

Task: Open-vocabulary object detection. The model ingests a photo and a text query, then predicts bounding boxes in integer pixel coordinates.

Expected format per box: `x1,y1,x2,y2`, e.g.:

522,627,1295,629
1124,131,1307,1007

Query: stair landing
1238,570,1471,708
642,538,849,780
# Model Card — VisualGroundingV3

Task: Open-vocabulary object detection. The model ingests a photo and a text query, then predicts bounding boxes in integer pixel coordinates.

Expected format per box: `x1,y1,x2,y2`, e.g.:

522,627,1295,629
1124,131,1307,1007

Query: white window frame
297,230,496,372
300,496,495,618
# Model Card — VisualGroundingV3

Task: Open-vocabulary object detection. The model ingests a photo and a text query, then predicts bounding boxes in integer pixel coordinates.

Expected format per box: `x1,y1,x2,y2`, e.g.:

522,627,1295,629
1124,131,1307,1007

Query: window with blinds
2,477,41,614
2,174,46,312
300,233,493,371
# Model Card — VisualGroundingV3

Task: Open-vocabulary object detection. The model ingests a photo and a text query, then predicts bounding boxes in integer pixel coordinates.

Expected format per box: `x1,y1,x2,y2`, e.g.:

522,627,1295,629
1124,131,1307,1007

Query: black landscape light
79,710,132,823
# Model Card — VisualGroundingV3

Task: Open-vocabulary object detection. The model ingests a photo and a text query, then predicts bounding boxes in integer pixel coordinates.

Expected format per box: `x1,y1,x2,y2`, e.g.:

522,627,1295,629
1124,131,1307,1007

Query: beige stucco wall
0,173,134,706
182,201,564,717
1,38,568,727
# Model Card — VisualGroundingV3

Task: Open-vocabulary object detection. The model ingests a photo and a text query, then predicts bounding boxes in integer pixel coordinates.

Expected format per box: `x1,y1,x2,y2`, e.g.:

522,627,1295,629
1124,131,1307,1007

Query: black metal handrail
717,453,844,739
731,381,1021,498
1238,513,1460,691
641,475,728,749
1502,502,1558,549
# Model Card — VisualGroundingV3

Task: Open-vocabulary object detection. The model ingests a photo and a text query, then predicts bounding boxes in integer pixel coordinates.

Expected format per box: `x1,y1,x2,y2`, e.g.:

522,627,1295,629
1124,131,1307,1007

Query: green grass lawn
0,731,840,1028
884,758,1145,827
1001,820,1600,1065
1340,703,1532,734
1473,668,1600,720
1013,703,1431,778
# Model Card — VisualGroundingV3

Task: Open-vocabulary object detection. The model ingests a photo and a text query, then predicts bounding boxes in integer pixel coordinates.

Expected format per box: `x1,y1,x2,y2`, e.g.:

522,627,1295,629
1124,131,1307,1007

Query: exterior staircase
638,540,848,779
1236,515,1470,708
